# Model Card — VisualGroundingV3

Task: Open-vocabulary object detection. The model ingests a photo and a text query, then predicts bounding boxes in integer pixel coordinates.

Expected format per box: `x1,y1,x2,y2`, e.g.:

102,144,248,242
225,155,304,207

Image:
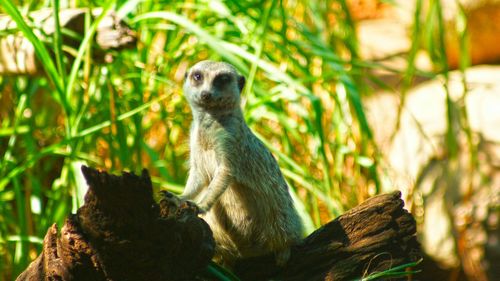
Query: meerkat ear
238,75,246,93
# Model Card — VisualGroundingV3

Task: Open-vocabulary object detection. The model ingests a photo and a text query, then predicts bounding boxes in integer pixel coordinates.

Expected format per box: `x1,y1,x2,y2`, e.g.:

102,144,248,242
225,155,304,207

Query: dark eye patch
213,73,232,88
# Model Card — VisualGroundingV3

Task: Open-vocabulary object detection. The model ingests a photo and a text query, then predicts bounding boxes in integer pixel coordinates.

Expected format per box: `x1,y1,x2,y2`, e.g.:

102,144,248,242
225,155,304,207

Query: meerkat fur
181,60,303,266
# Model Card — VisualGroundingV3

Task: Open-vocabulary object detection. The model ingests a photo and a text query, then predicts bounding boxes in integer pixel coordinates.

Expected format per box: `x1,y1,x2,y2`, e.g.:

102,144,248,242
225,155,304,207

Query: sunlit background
0,0,499,280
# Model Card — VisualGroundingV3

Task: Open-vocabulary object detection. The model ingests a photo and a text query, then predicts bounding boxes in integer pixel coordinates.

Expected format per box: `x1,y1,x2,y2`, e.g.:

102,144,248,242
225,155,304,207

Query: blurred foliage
0,0,465,279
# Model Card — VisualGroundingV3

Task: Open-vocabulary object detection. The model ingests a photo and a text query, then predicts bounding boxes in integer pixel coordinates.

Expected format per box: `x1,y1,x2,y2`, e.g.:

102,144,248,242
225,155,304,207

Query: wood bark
16,166,420,281
16,166,214,281
233,191,420,280
0,8,136,75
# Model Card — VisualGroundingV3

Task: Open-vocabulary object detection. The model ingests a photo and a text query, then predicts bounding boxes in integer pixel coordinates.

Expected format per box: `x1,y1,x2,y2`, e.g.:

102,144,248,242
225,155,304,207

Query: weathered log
16,166,214,281
16,167,419,281
0,8,136,75
234,191,420,280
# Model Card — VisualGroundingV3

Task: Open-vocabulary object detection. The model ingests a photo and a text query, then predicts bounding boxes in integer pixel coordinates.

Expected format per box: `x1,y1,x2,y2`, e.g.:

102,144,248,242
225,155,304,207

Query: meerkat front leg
181,170,206,200
196,166,232,213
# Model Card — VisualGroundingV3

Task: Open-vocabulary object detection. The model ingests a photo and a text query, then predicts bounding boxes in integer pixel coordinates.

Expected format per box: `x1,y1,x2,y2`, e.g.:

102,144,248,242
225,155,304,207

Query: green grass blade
65,2,115,105
358,259,423,281
0,126,30,137
76,93,169,138
205,261,241,281
132,11,247,72
51,0,66,87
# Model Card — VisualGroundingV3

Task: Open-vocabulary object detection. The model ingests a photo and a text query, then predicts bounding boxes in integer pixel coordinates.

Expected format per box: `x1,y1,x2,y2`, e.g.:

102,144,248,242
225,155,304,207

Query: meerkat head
183,60,245,112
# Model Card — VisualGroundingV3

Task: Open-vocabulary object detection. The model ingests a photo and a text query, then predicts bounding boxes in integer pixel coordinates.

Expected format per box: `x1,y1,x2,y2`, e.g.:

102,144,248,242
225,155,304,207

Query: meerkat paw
175,196,207,215
157,190,183,218
275,248,291,267
178,199,206,215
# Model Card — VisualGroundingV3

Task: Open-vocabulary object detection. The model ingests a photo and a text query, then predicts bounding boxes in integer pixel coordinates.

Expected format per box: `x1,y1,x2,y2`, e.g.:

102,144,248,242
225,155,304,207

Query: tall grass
0,0,464,279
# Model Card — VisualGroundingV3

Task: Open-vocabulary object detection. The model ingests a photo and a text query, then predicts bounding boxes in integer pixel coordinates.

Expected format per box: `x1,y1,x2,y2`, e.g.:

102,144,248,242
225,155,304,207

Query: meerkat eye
192,71,203,82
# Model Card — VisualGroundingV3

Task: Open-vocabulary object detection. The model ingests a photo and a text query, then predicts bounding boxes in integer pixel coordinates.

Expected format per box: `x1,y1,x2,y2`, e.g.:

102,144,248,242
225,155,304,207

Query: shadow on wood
16,166,419,281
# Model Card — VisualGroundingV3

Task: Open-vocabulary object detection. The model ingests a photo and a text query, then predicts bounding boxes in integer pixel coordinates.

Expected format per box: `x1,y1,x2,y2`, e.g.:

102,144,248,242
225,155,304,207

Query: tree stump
16,166,214,281
16,166,419,281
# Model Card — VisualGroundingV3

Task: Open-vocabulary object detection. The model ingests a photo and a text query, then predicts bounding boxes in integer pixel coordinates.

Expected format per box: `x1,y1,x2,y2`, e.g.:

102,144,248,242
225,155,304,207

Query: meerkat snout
200,90,212,101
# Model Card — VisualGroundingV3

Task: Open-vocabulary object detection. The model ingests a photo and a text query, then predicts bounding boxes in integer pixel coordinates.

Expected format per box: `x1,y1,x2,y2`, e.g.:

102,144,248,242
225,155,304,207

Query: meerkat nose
200,90,212,101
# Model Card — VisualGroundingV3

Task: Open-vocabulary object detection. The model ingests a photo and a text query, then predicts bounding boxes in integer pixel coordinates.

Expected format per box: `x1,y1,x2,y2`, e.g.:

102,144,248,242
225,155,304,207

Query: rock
366,65,500,280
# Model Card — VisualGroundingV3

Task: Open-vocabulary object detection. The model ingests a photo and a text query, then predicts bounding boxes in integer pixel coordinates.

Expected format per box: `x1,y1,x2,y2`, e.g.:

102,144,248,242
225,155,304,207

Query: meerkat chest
191,129,219,178
198,148,218,179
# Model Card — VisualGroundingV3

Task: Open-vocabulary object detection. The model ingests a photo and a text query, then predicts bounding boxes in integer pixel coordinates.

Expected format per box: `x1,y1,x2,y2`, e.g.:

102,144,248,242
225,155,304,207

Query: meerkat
180,60,303,266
